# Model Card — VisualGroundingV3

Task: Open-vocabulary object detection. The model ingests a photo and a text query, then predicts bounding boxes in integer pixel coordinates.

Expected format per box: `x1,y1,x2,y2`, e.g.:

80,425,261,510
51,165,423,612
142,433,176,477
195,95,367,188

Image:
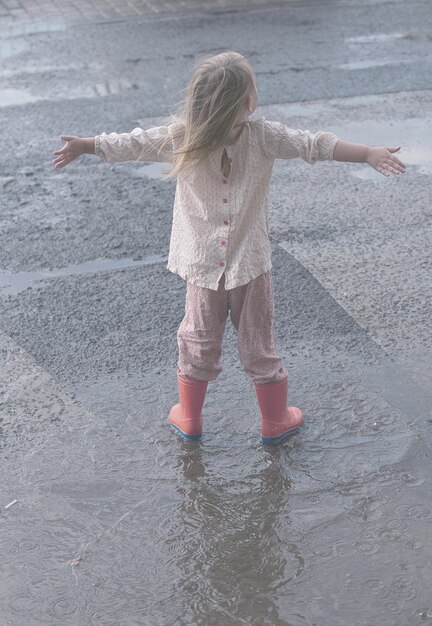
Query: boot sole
168,420,202,441
261,426,301,444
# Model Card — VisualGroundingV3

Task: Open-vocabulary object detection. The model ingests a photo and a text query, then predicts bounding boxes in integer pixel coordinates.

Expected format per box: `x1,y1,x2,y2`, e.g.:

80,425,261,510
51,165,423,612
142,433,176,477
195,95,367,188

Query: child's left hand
366,146,406,177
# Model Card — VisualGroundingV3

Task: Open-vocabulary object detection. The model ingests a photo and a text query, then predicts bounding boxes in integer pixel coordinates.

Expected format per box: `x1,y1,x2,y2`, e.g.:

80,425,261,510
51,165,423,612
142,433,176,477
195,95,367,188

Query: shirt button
224,219,229,225
223,179,228,184
223,198,228,203
219,261,225,267
221,240,226,246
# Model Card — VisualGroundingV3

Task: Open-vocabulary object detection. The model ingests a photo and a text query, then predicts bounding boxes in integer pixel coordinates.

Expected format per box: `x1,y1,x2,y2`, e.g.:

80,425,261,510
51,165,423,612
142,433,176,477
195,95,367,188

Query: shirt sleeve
263,120,339,164
94,125,175,164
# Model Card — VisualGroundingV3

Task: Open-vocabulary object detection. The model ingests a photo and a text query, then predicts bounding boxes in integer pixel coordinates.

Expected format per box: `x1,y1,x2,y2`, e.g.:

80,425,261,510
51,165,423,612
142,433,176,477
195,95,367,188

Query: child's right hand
52,135,85,168
365,145,406,177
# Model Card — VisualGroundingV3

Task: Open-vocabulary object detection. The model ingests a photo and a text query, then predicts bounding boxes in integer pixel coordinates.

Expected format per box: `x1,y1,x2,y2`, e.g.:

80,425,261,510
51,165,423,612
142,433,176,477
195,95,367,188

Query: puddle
330,94,390,107
402,32,432,42
1,354,430,624
0,38,28,60
93,79,139,97
272,101,327,117
346,32,432,45
0,88,41,107
264,94,392,121
0,80,140,107
345,32,429,44
0,255,168,296
1,63,81,78
0,22,66,38
401,351,432,396
347,166,384,181
346,32,407,44
336,59,411,71
330,117,432,177
133,162,169,179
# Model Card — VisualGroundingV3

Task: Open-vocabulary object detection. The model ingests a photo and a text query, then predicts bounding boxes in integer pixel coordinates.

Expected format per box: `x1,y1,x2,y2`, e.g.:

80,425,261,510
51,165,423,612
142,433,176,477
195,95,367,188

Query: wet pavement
0,254,167,296
0,0,307,27
1,0,432,624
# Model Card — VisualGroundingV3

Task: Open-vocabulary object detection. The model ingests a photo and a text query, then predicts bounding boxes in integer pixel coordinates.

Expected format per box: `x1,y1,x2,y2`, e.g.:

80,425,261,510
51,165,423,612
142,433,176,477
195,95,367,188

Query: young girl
53,51,406,444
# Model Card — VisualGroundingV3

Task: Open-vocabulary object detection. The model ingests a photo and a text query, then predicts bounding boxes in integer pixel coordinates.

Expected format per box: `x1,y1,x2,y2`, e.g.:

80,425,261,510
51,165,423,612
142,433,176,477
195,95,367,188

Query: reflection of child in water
53,51,406,444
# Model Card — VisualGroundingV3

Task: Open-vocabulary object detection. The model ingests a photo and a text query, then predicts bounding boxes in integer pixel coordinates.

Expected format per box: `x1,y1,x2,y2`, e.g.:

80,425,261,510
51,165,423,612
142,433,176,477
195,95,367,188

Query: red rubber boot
254,375,304,444
167,370,208,441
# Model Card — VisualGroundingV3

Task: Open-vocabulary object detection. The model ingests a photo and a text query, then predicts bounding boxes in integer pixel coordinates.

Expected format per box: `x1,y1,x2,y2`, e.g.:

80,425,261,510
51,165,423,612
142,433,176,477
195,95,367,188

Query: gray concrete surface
1,0,432,624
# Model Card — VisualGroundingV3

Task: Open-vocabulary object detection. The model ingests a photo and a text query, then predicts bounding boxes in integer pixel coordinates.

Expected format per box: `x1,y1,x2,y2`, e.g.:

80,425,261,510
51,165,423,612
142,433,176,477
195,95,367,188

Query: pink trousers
177,271,288,384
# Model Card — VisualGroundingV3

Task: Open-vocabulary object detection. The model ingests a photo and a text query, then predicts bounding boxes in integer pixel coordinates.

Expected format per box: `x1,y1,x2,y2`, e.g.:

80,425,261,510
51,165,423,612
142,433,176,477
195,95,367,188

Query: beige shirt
94,117,339,290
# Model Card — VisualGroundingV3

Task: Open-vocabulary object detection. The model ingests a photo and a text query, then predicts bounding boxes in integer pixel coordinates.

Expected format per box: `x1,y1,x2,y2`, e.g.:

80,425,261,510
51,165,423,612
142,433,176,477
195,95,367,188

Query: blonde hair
160,51,257,181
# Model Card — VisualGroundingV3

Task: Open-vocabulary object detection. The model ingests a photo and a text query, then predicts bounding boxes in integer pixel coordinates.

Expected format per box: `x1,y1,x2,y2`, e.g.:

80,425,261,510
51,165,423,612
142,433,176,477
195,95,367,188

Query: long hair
160,51,257,181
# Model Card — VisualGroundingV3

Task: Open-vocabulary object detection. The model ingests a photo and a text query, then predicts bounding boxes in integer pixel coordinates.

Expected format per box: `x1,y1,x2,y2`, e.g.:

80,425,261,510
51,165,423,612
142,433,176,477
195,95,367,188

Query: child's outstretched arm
53,126,175,169
333,140,406,177
53,135,94,169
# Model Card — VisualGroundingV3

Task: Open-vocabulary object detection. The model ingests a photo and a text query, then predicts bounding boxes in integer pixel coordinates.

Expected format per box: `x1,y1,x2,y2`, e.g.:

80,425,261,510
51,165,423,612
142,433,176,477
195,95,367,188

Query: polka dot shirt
95,117,339,290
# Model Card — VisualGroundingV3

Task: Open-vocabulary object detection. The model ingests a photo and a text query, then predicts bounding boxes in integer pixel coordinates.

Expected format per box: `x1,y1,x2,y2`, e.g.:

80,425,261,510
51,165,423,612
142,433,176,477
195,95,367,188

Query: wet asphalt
1,1,432,624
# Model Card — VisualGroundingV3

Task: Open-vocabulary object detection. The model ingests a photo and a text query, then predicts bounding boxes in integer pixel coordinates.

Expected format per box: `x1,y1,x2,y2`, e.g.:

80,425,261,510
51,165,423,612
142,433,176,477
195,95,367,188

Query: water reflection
168,443,303,624
93,79,139,97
